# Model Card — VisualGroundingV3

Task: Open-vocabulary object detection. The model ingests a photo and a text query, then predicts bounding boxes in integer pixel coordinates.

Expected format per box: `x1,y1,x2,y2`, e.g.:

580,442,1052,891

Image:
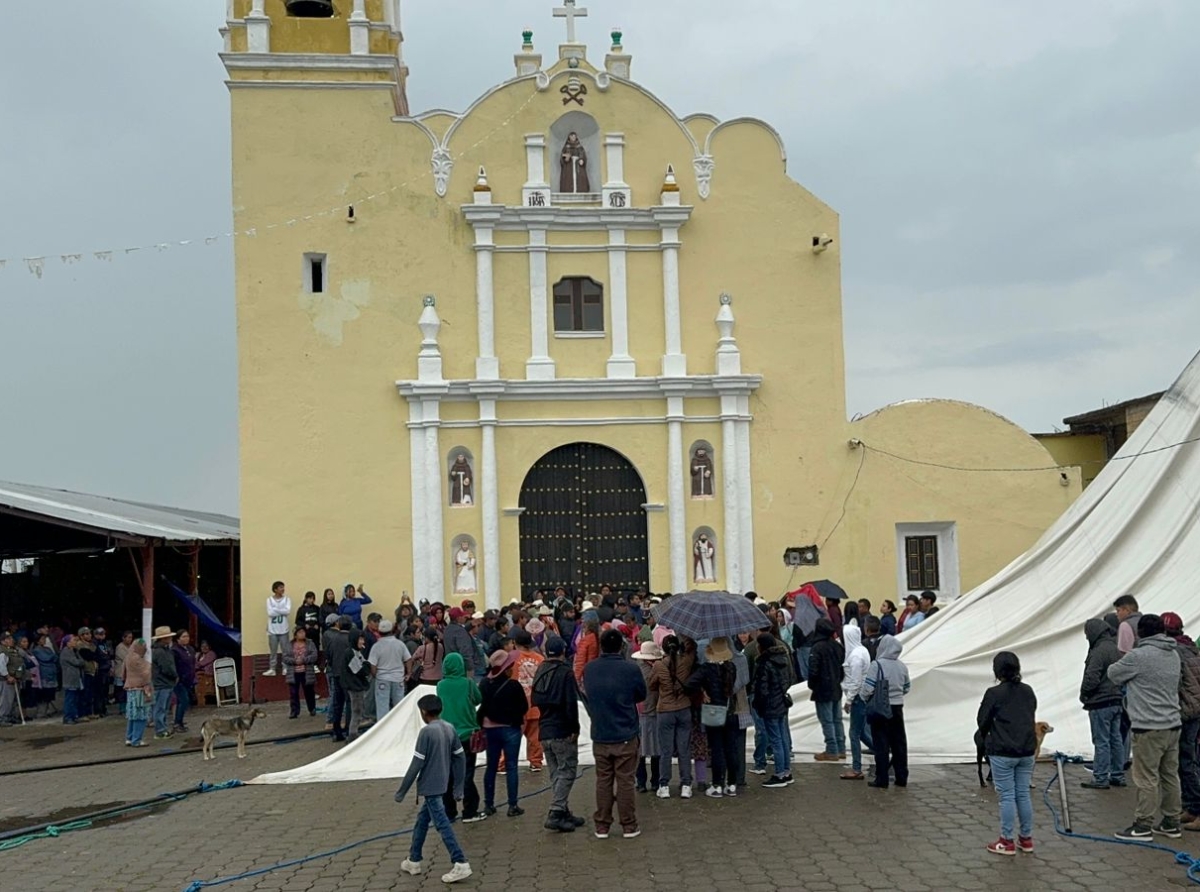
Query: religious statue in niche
694,533,716,583
691,447,715,498
559,132,590,193
453,540,477,594
449,453,474,506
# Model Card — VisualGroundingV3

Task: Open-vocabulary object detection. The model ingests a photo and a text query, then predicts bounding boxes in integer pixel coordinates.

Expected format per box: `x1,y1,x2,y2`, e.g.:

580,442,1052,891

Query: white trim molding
396,374,762,404
526,229,555,380
463,204,692,233
606,228,635,378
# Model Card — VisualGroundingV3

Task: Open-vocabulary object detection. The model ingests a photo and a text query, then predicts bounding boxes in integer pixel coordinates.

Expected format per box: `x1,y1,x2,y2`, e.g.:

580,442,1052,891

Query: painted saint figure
454,541,477,594
449,454,473,506
559,132,590,193
694,534,716,583
691,447,714,498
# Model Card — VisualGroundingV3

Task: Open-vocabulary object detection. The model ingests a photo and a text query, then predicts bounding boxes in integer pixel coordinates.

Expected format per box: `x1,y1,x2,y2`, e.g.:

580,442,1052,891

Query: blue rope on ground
0,780,244,852
181,768,590,891
1043,759,1200,885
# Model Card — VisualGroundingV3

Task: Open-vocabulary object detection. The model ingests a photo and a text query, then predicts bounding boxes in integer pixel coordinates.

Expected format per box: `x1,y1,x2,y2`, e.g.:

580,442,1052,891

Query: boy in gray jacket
1108,614,1183,840
395,694,472,884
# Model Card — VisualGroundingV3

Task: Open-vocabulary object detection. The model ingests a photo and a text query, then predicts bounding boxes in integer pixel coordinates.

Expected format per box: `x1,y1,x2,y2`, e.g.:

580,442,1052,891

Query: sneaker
566,812,586,828
594,825,610,839
400,859,426,875
507,805,524,817
813,752,839,762
762,775,790,789
705,785,723,798
530,765,543,773
1080,780,1110,790
154,731,172,739
263,669,276,677
1114,824,1153,841
1018,836,1034,853
441,862,472,884
986,838,1016,856
1153,821,1183,839
1110,778,1128,787
782,774,795,785
656,786,671,799
124,740,132,746
680,785,693,799
462,812,488,824
483,806,497,818
623,827,641,839
749,766,768,775
724,785,737,797
497,767,507,774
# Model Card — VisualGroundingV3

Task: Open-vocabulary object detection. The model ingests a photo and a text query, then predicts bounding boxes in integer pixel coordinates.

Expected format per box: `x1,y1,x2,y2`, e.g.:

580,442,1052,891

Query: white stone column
720,400,742,593
408,408,428,600
661,225,685,376
526,229,555,380
423,404,445,599
475,226,499,379
666,395,688,592
736,396,756,593
349,0,370,55
246,0,270,53
607,229,635,378
480,399,501,610
522,135,551,207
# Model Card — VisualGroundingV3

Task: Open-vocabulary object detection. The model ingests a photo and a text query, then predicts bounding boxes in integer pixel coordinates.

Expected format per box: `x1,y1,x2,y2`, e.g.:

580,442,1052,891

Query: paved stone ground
2,702,1197,891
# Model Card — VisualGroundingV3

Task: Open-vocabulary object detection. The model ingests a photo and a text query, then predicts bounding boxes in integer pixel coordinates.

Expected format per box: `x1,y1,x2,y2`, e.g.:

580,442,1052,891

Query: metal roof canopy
0,479,238,558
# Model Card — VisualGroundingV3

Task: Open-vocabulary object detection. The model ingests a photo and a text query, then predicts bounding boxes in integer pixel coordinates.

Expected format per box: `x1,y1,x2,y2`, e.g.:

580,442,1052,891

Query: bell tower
221,0,409,114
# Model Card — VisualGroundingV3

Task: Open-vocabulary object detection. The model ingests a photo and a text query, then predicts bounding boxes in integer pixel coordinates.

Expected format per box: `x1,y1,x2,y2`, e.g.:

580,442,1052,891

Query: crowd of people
0,620,217,745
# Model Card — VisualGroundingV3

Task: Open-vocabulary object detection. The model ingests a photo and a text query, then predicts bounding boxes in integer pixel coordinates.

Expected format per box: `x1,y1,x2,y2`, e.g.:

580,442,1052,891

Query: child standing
395,694,473,884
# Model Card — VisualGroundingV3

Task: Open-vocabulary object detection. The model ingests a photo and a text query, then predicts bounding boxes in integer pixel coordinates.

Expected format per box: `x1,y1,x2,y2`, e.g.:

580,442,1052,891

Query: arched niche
693,526,718,584
447,448,475,507
550,111,600,197
450,534,478,595
689,440,716,499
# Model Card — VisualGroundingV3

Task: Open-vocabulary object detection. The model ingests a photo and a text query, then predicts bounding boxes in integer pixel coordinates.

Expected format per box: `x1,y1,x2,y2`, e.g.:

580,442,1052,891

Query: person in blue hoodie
337,583,373,627
860,635,911,789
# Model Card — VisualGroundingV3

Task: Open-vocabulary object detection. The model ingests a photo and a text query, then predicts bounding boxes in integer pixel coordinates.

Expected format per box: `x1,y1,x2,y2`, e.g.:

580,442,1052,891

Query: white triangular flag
25,257,45,278
94,251,113,262
61,253,82,264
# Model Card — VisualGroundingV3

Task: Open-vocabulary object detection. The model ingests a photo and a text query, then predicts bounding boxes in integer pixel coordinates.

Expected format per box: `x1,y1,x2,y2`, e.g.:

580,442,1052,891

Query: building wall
1035,433,1108,488
225,11,1080,655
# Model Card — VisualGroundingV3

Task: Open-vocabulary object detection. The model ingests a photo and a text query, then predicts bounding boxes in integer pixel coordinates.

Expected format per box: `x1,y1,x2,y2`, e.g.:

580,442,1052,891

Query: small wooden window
305,253,326,293
553,277,604,333
905,536,940,591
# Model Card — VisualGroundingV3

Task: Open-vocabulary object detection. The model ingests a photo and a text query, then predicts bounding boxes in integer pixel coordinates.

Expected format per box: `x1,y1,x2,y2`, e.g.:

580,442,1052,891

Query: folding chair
213,657,240,707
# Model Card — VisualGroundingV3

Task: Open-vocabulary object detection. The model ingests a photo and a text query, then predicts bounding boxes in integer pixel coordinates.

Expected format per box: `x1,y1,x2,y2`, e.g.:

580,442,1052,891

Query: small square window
904,536,940,591
552,276,604,333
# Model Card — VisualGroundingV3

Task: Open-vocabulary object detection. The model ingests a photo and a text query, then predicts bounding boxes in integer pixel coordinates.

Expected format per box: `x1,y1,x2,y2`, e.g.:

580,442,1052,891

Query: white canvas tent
253,351,1200,784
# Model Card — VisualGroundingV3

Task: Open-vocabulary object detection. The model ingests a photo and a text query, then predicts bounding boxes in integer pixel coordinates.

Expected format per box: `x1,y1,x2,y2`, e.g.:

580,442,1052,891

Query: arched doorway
518,442,649,601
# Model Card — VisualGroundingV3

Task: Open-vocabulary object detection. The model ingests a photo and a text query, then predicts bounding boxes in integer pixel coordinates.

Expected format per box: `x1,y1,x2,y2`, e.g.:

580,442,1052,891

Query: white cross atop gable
553,0,588,44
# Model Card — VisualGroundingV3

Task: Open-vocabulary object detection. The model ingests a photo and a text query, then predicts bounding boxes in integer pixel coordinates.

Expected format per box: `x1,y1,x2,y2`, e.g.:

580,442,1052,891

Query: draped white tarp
253,351,1200,783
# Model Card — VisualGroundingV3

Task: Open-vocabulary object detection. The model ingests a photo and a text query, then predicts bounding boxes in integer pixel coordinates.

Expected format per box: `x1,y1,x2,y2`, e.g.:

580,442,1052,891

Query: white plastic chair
213,657,240,707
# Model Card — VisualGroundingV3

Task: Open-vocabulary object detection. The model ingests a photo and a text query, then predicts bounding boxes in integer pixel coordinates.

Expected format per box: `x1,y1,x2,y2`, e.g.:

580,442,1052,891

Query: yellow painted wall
1036,432,1108,488
227,19,1080,654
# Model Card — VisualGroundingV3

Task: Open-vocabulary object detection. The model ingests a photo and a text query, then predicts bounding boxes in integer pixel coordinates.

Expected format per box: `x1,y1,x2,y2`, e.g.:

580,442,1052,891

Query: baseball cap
449,607,466,621
378,619,394,634
1163,612,1184,634
472,611,485,620
545,636,567,657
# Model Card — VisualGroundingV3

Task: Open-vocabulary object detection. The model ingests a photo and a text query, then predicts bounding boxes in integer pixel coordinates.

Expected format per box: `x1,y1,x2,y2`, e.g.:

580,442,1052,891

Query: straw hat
705,636,733,662
151,626,176,640
632,642,664,661
487,649,519,677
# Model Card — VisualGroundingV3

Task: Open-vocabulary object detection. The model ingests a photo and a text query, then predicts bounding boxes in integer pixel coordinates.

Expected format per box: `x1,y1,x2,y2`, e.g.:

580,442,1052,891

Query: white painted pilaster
349,0,370,55
246,0,270,53
721,398,742,594
661,225,686,376
736,396,755,593
607,229,635,378
480,399,501,610
667,395,688,592
602,133,631,209
526,230,555,380
522,135,551,208
474,226,499,379
409,407,429,600
423,404,445,599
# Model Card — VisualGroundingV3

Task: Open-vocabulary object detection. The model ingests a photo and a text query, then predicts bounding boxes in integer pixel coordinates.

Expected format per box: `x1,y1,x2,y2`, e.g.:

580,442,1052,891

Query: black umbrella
799,580,848,602
652,590,771,640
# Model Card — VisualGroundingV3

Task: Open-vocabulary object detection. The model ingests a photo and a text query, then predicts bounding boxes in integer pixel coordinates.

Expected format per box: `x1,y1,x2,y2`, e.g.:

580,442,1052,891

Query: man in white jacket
265,581,292,676
840,625,874,780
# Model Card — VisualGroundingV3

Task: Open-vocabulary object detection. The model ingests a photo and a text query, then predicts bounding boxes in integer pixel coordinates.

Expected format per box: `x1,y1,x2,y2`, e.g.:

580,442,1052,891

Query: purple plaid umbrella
652,590,771,640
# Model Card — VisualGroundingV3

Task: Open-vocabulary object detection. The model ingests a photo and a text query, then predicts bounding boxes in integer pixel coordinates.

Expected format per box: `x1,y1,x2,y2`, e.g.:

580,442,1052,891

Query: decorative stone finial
515,29,543,76
522,29,534,48
611,28,623,49
473,166,492,204
660,165,681,206
417,296,443,382
423,294,436,308
715,293,740,376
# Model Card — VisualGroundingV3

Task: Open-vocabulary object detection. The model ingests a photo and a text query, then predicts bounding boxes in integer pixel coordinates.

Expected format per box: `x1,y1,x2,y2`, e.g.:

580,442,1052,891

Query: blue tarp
165,578,242,647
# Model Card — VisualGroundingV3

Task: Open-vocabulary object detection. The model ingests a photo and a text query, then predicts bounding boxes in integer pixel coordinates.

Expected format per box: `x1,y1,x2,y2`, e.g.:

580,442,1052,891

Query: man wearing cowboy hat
150,626,178,739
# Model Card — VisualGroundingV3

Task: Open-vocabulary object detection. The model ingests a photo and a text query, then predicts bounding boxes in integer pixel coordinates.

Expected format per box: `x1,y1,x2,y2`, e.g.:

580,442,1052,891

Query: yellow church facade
223,1,1081,658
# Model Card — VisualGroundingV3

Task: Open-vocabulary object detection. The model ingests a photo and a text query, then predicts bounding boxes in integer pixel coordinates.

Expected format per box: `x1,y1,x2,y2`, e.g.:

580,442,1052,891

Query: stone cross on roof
553,0,588,44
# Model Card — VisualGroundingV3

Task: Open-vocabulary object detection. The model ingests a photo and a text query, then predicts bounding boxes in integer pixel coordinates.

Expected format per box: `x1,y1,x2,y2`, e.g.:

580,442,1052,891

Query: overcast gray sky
1,1,1197,516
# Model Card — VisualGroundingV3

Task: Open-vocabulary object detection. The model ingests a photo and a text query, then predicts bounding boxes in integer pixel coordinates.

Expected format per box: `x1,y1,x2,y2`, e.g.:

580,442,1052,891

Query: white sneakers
725,784,737,797
706,785,723,798
656,786,670,799
680,785,693,799
442,862,473,884
263,669,277,676
400,859,426,875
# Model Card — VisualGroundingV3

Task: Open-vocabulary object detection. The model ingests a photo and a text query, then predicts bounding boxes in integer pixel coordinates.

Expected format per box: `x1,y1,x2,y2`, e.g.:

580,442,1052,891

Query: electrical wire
819,446,866,549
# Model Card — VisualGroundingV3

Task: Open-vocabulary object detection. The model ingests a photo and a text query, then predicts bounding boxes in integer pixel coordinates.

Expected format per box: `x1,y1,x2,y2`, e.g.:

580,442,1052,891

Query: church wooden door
518,443,649,601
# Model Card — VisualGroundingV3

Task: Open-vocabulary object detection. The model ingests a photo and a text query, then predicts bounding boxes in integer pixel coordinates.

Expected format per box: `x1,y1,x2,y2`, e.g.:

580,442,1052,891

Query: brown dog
977,719,1055,787
201,707,268,760
1034,720,1054,761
